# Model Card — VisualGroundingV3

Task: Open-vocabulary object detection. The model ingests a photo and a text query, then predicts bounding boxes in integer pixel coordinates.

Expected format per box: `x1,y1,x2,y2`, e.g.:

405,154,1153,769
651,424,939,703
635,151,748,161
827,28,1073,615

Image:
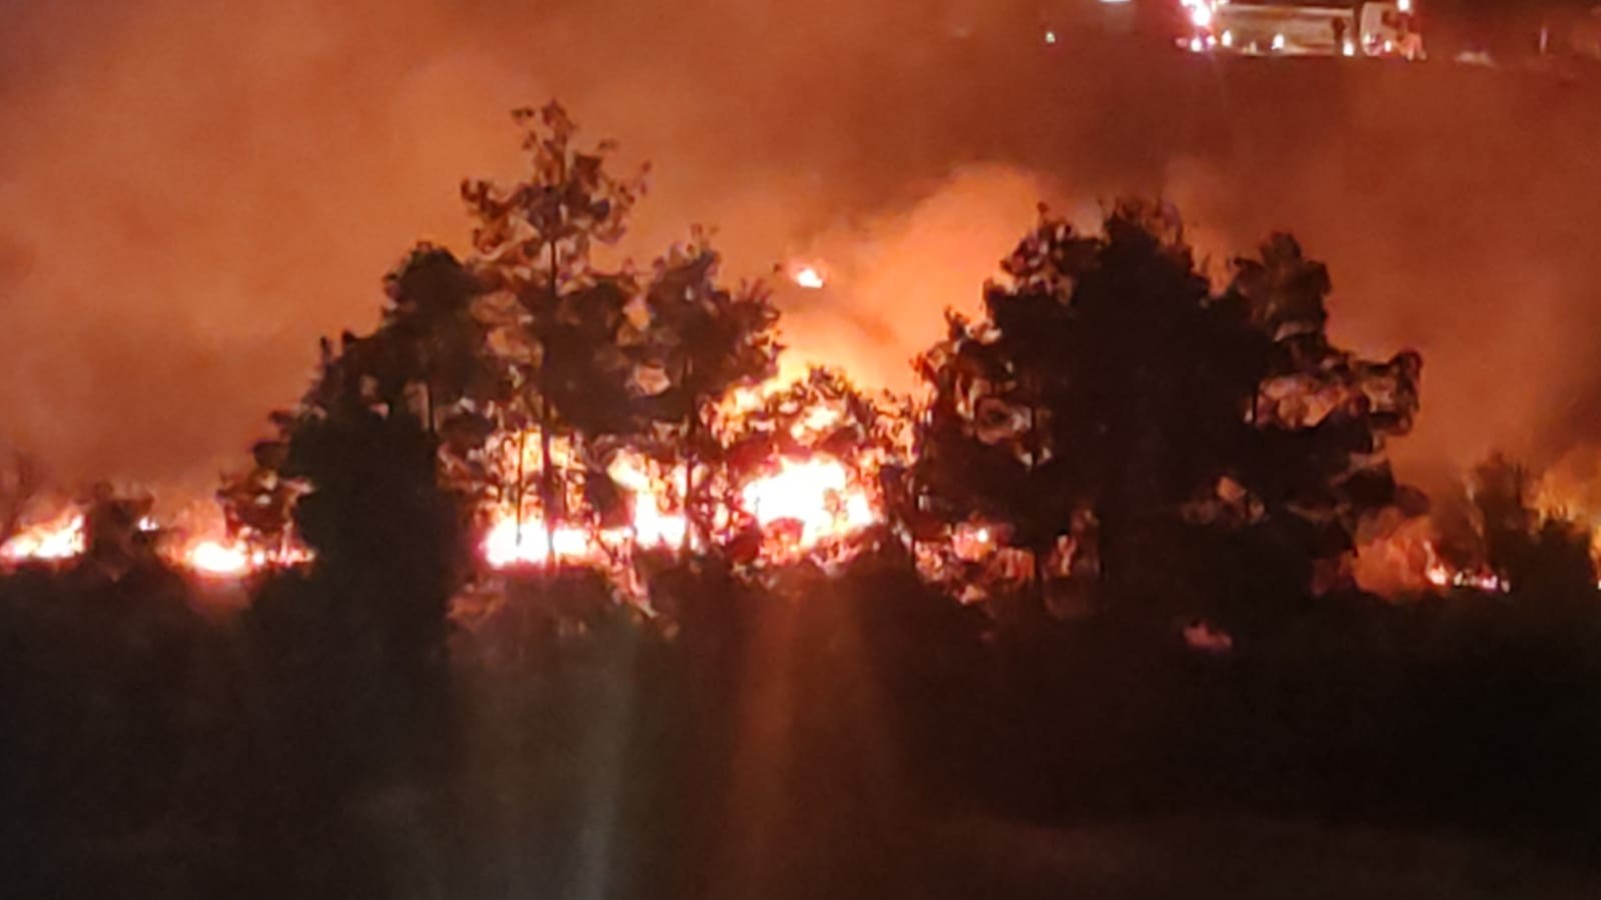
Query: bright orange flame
792,265,826,290
480,449,881,571
1424,562,1451,588
740,456,876,550
483,517,601,568
1,513,86,562
186,539,254,576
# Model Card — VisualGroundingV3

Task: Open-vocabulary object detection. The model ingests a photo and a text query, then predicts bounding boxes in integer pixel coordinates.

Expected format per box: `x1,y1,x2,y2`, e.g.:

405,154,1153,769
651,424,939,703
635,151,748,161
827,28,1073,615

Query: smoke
771,165,1050,391
4,0,1601,501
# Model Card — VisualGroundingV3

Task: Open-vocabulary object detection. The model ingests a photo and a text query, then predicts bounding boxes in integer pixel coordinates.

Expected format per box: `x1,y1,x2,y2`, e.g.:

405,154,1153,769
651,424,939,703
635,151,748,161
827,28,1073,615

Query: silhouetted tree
1464,454,1596,601
913,205,1422,624
462,101,646,555
81,483,158,576
1225,232,1424,602
221,247,496,555
217,412,301,556
628,234,780,551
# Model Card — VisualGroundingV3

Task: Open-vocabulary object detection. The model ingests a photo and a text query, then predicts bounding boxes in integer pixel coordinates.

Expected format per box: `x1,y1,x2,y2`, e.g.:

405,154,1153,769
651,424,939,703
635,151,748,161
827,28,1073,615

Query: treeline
4,103,1601,899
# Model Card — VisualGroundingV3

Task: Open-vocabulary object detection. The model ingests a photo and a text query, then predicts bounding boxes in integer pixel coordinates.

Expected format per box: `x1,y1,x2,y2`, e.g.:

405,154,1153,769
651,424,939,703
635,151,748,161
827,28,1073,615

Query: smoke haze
3,0,1600,497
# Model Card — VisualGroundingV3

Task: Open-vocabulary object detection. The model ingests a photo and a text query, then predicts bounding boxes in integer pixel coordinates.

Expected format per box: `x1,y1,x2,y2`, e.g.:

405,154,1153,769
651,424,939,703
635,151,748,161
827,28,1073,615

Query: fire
174,536,309,576
740,456,876,551
1424,561,1451,588
479,452,880,570
483,518,604,568
1,513,86,562
0,509,309,578
790,264,826,290
186,539,255,576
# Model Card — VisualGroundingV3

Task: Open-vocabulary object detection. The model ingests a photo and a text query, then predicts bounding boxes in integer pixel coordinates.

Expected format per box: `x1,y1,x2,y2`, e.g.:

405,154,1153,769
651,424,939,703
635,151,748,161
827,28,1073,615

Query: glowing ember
1183,619,1235,655
1,514,86,562
1425,562,1451,588
792,265,826,290
740,456,876,550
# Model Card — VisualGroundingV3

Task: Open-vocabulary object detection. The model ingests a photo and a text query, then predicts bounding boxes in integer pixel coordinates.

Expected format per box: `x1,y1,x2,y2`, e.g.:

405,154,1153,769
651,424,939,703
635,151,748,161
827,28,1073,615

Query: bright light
1425,563,1450,588
1044,30,1056,44
1188,36,1204,53
1343,40,1356,57
740,457,876,551
792,266,826,290
483,517,598,568
188,540,252,576
1397,0,1411,11
1189,4,1213,29
1221,29,1233,47
1,514,86,563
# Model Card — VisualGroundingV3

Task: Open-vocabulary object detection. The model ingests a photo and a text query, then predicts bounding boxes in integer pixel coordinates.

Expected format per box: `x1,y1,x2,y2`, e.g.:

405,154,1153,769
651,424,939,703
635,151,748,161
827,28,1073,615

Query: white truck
1179,0,1424,59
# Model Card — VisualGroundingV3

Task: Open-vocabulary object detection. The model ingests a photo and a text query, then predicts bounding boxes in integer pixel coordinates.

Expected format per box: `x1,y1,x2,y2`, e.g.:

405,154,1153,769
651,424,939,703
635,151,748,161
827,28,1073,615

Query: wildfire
483,518,606,568
480,452,879,570
740,456,877,552
0,513,86,562
0,508,309,578
185,539,256,576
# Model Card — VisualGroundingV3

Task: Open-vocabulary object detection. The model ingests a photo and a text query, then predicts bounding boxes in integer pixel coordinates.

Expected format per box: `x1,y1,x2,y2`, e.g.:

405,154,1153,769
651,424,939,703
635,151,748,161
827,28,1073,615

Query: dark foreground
4,550,1601,899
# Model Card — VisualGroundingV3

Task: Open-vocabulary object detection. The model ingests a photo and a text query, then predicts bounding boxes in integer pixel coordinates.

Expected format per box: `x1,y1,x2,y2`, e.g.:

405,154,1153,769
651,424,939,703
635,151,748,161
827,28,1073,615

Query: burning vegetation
13,97,1601,899
1,101,1594,624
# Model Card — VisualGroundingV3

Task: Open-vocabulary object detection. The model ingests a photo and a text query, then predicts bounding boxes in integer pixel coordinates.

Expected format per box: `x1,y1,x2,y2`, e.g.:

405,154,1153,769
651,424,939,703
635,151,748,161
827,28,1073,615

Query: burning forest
9,92,1601,900
2,101,1595,617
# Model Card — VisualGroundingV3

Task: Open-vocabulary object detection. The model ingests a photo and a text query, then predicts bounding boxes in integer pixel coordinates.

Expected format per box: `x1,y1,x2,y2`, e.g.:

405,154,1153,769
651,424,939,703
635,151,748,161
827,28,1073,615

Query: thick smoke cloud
2,0,1599,500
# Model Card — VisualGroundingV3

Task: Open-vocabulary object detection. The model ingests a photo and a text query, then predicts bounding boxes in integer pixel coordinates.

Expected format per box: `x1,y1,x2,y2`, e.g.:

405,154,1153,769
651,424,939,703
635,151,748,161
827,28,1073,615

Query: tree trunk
514,429,526,550
539,395,556,564
1032,543,1050,618
541,176,563,566
1026,399,1048,614
683,399,698,555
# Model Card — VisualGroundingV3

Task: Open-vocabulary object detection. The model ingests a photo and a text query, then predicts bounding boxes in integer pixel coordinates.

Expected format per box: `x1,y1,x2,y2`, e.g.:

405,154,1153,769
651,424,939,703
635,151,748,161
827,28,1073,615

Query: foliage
627,235,781,548
462,102,649,546
912,205,1422,623
1454,453,1598,601
216,412,301,553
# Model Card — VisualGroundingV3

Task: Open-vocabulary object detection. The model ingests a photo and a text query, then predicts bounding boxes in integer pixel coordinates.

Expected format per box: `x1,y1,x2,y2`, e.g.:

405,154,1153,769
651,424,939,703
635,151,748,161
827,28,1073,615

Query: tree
461,101,646,558
1462,454,1596,601
1225,232,1424,600
627,234,780,551
912,204,1423,623
217,412,301,556
220,247,495,556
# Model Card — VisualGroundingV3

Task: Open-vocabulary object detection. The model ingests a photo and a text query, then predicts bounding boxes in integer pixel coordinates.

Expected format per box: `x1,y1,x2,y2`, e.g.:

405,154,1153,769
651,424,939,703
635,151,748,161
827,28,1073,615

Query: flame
186,539,255,576
172,534,310,576
1424,561,1451,588
483,517,603,568
480,451,879,570
790,262,827,290
1,513,86,562
740,456,876,552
